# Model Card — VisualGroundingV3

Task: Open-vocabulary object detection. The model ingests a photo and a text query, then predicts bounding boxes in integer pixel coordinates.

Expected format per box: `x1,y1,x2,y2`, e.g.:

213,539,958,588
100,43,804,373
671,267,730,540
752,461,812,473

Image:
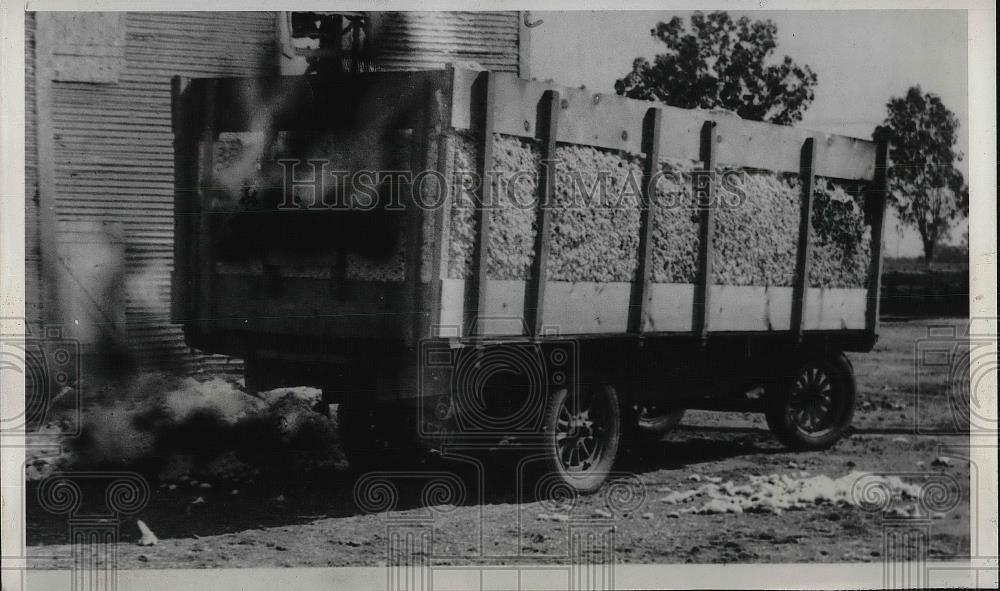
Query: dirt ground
25,317,974,568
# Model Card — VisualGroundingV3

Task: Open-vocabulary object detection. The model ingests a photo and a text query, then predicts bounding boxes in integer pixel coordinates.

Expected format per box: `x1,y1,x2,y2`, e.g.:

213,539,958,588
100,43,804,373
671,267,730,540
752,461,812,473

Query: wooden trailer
172,67,890,492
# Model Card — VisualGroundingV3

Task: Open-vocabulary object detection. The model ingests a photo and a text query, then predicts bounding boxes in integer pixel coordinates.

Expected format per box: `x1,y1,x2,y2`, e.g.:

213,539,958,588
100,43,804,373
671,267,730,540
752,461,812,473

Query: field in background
881,254,969,318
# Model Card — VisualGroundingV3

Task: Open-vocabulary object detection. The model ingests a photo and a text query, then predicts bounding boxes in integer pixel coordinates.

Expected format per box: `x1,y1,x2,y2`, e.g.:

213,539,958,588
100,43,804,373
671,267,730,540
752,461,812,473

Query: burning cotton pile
209,129,415,283
62,374,344,483
659,471,926,516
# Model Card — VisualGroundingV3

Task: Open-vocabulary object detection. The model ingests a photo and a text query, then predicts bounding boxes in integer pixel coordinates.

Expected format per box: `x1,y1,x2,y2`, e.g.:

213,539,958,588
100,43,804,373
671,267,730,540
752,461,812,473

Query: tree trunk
921,234,936,268
917,204,940,268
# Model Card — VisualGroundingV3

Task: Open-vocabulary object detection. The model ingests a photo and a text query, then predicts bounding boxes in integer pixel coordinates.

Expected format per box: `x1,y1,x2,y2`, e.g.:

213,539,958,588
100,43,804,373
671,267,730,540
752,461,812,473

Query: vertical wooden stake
405,81,436,347
426,78,452,338
865,129,891,336
791,137,817,342
629,108,663,334
693,121,718,345
195,80,218,337
465,72,497,337
171,76,192,324
525,90,560,336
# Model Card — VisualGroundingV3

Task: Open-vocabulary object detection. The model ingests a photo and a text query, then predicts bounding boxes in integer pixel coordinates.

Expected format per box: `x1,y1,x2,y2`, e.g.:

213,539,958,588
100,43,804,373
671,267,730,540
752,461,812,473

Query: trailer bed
171,68,889,361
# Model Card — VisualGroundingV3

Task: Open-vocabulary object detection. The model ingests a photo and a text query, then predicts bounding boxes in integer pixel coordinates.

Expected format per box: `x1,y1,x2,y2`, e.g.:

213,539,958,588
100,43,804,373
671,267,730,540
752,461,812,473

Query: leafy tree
614,11,818,125
882,86,967,264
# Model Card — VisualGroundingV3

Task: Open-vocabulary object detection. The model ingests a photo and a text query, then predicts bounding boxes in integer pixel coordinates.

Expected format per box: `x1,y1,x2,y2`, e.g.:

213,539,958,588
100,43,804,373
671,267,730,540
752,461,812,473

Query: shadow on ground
26,426,783,546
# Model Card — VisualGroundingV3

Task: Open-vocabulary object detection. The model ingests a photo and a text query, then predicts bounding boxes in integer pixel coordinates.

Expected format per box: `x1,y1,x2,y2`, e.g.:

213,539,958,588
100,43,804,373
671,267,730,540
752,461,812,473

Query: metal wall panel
375,12,520,72
25,12,42,334
45,12,277,369
30,11,523,370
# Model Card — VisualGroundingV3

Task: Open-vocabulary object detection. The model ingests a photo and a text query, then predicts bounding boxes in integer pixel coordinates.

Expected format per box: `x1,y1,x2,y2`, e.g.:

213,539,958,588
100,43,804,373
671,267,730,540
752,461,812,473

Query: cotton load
440,132,872,288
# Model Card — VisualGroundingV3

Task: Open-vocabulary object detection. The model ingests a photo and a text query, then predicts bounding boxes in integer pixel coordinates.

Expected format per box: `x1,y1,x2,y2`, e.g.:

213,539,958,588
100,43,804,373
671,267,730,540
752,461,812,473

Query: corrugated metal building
25,13,41,336
25,11,527,371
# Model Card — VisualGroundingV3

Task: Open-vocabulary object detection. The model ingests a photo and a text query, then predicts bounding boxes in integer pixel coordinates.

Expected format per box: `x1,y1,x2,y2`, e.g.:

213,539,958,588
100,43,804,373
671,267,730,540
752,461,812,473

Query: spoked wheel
788,367,840,434
764,353,856,450
542,384,621,494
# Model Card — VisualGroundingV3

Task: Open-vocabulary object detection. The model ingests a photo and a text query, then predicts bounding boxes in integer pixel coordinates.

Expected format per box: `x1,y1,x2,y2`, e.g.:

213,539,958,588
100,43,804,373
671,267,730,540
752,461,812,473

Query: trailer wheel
764,353,856,450
635,406,686,442
542,384,621,494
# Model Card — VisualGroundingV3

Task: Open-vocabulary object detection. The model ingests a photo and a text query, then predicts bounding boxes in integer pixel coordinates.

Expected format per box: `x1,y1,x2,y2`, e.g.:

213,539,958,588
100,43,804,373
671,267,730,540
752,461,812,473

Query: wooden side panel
449,72,878,181
438,278,532,337
804,288,868,330
645,283,696,332
211,275,411,341
541,282,632,335
647,284,865,333
709,286,793,332
439,278,465,337
663,111,877,180
437,280,868,335
440,279,634,336
481,280,528,336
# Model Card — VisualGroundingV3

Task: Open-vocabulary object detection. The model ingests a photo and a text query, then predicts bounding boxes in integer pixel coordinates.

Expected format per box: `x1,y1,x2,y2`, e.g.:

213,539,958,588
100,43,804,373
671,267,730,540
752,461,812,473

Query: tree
882,86,967,264
614,11,818,125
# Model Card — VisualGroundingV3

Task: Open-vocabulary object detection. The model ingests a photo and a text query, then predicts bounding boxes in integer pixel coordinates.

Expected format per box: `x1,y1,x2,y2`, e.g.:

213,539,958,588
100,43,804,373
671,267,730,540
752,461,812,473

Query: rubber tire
541,384,621,495
636,408,686,442
764,352,856,451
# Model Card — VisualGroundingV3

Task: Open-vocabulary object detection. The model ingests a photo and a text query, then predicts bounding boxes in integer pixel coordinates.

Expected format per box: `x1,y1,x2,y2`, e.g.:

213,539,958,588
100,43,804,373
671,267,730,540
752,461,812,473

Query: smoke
61,374,345,483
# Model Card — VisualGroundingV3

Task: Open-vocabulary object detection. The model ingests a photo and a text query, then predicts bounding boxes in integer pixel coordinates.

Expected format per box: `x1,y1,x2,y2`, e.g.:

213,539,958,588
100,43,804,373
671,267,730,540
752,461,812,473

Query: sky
529,10,970,257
